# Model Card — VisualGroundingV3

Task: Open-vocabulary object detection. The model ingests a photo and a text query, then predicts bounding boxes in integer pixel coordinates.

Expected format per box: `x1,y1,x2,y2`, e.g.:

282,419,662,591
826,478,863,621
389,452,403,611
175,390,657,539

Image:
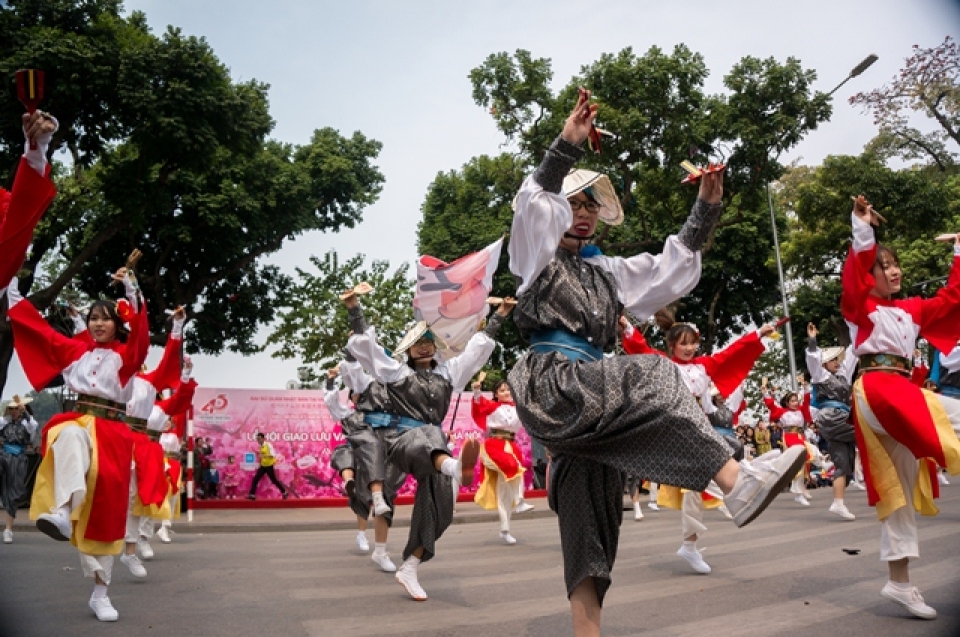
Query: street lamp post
766,53,878,392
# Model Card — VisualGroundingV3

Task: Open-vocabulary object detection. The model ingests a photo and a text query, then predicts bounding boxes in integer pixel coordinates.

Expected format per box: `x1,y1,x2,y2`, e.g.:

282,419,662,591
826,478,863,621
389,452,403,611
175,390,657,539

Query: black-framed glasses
569,200,600,213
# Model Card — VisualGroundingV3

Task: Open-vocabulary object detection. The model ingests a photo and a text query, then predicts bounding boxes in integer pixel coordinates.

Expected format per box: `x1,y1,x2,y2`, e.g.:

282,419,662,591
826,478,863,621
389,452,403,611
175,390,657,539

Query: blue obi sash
2,444,24,456
713,427,736,439
940,386,960,400
363,411,428,432
818,400,851,413
529,329,603,363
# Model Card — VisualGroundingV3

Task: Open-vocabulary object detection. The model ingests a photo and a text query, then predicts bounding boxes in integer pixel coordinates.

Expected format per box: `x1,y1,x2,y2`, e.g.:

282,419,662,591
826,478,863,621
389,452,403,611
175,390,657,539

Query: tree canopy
0,0,384,393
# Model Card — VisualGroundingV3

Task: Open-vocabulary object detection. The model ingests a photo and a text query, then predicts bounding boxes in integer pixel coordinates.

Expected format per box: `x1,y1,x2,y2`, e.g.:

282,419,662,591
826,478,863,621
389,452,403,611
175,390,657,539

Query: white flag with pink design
414,237,503,360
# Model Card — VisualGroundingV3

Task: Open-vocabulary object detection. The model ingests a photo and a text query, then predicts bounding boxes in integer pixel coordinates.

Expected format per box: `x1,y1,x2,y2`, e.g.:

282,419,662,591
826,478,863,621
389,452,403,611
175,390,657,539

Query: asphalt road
2,485,959,637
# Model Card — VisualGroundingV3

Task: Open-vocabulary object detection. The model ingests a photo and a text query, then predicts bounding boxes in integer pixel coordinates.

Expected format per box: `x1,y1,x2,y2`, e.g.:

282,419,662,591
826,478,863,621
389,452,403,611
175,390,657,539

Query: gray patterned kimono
507,135,731,605
347,306,502,562
806,338,858,479
0,414,37,517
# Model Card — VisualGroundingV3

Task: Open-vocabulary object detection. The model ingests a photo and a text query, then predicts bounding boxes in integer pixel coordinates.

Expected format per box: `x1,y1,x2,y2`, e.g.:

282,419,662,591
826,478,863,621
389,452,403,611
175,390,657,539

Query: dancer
844,195,960,620
7,268,147,623
247,433,288,499
343,290,513,601
325,359,407,566
506,90,806,636
762,376,814,505
471,377,535,545
1,395,39,543
805,322,858,520
154,363,197,544
623,313,777,574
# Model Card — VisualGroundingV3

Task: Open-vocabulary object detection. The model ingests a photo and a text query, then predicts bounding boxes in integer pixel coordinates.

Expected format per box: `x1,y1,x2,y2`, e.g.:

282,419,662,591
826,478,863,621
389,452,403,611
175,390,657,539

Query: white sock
404,555,421,569
633,502,642,512
440,457,458,478
683,540,697,549
91,584,108,600
833,498,844,506
373,542,387,556
56,504,72,518
886,580,911,592
372,491,386,507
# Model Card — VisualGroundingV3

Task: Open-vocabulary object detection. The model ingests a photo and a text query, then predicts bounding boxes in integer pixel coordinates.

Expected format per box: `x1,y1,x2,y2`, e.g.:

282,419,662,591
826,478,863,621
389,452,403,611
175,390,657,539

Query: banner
192,387,536,500
415,237,503,360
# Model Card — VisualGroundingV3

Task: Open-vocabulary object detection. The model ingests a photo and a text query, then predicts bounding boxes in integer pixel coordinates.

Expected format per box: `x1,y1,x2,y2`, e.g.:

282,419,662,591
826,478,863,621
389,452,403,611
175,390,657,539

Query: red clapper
579,87,613,154
680,160,726,185
16,69,45,150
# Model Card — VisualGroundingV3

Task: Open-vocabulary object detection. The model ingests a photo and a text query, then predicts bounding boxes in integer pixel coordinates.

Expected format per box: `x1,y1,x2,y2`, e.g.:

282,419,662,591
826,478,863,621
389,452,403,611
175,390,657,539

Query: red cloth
481,437,524,480
42,412,134,543
470,394,511,431
621,328,662,356
0,157,55,286
133,434,169,508
166,459,181,491
158,378,198,419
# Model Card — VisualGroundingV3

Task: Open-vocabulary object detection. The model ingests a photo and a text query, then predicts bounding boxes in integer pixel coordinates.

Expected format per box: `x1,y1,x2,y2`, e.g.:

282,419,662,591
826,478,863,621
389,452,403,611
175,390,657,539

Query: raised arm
841,200,880,326
5,278,88,390
804,323,829,384
343,299,409,384
699,329,767,397
439,305,511,389
140,310,185,393
620,318,660,355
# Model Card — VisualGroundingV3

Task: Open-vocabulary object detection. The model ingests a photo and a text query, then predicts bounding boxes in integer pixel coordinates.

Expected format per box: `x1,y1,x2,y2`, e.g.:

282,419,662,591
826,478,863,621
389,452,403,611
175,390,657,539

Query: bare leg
374,514,389,543
342,468,355,481
888,558,909,584
569,578,601,637
714,458,739,494
833,474,846,501
356,515,368,532
4,511,13,531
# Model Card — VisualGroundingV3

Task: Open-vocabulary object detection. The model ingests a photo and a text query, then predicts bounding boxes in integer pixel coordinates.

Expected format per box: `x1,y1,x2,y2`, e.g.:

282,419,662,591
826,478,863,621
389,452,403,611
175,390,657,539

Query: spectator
206,460,221,499
754,422,772,456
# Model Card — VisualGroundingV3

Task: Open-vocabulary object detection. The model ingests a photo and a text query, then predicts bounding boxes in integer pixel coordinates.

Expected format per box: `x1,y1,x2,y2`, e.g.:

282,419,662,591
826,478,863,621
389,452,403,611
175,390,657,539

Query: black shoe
246,494,255,500
281,492,289,500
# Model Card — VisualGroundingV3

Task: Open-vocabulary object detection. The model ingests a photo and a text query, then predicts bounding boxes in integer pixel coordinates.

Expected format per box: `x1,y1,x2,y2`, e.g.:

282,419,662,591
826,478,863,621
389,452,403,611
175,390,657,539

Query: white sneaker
648,502,660,511
938,472,950,485
120,553,147,578
851,480,866,491
36,510,72,542
89,596,119,622
371,551,397,572
828,501,855,520
677,544,711,574
395,562,427,601
500,531,517,545
356,532,369,552
880,582,937,619
513,501,535,514
794,495,811,507
156,525,172,544
138,539,154,560
633,503,644,521
717,504,733,520
726,446,807,528
2,529,12,544
373,499,391,517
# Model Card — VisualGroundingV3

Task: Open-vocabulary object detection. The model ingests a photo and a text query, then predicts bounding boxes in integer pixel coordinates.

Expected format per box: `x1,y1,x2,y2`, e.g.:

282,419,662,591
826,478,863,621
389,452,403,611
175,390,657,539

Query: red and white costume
9,274,147,584
151,375,197,540
471,392,531,534
763,390,814,500
843,213,960,561
623,324,769,544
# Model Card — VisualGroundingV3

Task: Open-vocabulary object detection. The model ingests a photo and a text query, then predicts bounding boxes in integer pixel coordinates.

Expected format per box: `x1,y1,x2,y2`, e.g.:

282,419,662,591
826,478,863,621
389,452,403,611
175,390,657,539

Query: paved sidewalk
13,496,554,534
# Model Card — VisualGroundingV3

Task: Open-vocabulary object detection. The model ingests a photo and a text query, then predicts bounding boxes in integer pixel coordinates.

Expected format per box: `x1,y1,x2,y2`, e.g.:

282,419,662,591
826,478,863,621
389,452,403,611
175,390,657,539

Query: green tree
421,45,831,357
265,251,414,373
778,154,960,360
0,1,384,393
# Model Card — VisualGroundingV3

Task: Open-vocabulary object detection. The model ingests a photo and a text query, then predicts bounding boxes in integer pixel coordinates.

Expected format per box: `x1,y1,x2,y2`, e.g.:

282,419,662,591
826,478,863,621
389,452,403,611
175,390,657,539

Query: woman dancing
506,90,806,636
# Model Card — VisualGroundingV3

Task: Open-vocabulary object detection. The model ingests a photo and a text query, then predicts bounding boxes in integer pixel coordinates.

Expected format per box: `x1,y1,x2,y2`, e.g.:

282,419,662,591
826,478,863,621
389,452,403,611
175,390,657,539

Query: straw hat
6,394,33,409
563,169,624,226
393,321,438,358
821,347,845,365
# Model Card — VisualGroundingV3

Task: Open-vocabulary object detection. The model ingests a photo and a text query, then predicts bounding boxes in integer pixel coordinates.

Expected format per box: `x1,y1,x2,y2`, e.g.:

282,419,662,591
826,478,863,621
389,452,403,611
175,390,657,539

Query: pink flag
414,238,503,360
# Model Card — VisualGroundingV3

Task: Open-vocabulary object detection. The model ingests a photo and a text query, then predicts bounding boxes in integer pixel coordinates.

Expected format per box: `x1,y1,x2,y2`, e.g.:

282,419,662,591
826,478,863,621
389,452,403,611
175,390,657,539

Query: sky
5,0,960,398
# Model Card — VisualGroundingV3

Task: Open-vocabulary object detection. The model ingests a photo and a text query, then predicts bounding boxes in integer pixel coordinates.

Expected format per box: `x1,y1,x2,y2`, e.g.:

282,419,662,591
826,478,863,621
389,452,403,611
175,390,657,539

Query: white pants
50,425,92,512
482,455,524,532
648,482,659,503
79,554,114,585
681,481,724,540
855,389,960,561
